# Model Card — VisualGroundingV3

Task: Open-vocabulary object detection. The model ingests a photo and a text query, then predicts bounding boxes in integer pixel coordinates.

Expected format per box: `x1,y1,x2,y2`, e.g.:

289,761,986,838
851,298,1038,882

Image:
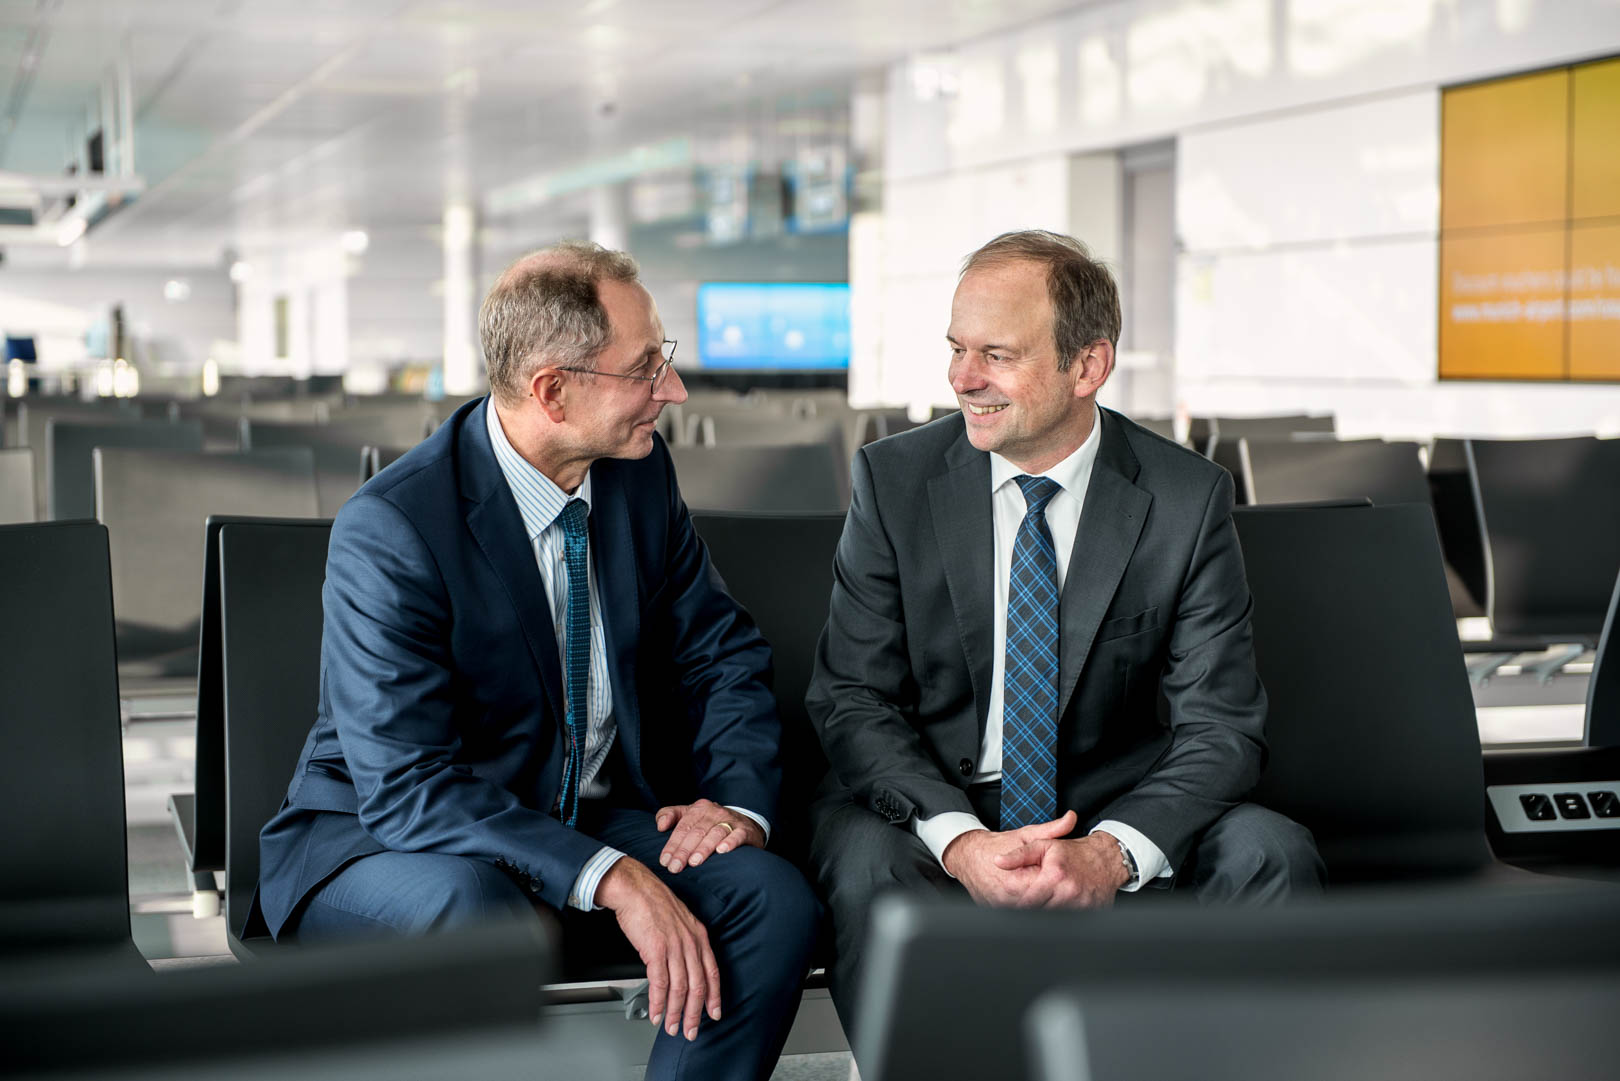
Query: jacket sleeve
321,492,602,911
806,448,977,825
658,449,784,824
1092,468,1268,869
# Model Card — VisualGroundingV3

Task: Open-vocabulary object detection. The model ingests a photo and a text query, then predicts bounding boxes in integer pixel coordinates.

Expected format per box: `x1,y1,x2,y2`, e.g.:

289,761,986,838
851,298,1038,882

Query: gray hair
961,230,1122,371
480,240,641,404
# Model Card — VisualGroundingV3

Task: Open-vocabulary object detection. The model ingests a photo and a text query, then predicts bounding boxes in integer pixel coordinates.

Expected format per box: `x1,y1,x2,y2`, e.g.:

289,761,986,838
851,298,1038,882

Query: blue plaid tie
1000,475,1062,830
556,498,591,828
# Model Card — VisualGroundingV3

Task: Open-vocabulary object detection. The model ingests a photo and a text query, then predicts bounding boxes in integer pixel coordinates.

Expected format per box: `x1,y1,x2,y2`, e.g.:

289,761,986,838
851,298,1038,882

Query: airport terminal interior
3,1,1620,1078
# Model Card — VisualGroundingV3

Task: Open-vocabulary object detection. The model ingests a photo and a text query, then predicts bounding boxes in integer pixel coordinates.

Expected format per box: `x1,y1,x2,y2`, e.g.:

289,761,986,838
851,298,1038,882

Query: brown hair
479,240,641,404
961,230,1122,371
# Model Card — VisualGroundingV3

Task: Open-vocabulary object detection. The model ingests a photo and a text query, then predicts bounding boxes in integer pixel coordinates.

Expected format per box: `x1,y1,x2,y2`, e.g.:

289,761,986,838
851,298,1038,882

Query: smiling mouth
966,403,1008,415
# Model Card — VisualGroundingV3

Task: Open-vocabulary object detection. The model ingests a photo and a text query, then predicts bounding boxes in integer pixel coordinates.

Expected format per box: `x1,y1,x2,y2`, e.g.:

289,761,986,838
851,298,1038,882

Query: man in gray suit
806,230,1323,1034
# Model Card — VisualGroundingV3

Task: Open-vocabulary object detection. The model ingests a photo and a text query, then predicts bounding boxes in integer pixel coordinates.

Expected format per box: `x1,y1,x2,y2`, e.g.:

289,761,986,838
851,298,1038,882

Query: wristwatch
1113,836,1139,888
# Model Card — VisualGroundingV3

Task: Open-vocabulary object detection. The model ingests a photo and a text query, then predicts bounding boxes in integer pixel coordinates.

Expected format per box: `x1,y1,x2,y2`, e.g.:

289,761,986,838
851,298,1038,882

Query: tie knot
558,498,589,539
1015,475,1061,515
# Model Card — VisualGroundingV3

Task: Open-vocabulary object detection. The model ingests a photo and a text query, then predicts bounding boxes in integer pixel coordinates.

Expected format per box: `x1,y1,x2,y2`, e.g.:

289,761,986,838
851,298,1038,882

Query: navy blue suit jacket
258,398,781,937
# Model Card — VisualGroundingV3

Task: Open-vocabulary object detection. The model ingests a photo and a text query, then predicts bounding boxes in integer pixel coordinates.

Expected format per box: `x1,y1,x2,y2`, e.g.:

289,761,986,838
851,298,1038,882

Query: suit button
958,758,974,777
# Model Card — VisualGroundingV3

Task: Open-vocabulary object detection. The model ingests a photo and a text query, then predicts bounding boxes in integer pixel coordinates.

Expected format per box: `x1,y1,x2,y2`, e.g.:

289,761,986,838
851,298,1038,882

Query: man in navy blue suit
257,241,819,1081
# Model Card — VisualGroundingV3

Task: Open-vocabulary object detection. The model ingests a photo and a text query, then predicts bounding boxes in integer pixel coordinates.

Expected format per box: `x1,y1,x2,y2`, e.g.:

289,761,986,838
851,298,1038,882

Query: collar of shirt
987,403,1104,499
485,398,593,541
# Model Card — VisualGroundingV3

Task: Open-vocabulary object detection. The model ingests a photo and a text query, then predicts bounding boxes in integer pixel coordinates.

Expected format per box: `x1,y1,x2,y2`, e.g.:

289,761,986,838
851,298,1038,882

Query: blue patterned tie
556,498,591,828
1000,475,1062,829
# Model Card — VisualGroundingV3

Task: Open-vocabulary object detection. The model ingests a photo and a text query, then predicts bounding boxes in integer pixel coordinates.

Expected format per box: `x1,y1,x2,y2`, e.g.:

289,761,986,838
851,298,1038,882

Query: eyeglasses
555,340,678,393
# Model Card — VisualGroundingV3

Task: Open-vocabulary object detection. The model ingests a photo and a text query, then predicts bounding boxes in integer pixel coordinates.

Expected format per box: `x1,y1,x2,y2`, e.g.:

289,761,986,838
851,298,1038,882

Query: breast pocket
1094,605,1160,644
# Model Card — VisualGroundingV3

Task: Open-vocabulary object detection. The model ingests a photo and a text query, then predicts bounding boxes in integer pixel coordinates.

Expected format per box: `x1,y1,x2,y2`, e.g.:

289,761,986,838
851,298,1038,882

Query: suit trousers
288,803,822,1081
807,782,1324,1046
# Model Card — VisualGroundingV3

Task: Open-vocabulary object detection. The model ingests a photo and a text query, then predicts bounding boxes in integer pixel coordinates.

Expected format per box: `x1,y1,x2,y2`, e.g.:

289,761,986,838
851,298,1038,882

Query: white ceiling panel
1,0,1105,267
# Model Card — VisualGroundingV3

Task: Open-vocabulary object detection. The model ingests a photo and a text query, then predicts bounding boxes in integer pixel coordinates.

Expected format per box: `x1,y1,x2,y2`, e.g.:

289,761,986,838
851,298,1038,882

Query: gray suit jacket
806,408,1266,871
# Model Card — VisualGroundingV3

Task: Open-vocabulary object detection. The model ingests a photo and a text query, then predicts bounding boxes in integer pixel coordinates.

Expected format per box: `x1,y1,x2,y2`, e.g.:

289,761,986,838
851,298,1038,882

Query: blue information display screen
696,282,851,369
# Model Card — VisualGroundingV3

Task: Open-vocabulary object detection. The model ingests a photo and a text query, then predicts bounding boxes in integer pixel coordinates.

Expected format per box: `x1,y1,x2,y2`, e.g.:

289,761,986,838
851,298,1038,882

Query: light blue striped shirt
486,400,624,910
484,401,769,911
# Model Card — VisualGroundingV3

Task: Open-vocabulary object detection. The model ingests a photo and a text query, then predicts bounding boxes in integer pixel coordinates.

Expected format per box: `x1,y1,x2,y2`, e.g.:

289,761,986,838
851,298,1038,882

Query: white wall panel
1178,90,1439,252
1175,238,1437,384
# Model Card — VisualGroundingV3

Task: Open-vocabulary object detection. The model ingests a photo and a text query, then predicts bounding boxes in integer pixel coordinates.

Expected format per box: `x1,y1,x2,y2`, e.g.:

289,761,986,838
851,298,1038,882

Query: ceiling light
341,229,370,254
163,279,191,302
229,260,253,283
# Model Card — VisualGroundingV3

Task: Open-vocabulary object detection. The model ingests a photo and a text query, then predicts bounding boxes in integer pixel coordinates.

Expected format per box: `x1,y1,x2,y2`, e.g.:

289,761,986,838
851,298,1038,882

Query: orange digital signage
1439,56,1620,382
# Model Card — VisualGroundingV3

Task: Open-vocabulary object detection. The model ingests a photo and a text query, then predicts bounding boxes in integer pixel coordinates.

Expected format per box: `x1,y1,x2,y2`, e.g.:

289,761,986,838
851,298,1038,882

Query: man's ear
530,367,568,423
1071,340,1115,400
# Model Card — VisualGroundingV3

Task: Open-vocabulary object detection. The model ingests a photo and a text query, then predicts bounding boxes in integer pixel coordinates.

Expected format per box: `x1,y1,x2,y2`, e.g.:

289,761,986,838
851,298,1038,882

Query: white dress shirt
913,406,1171,890
486,404,768,910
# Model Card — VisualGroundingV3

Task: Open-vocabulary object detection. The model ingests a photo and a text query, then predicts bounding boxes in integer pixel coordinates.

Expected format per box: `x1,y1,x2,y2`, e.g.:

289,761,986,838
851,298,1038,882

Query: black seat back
182,514,328,876
94,448,319,679
671,441,847,514
1233,503,1492,880
47,417,203,520
0,521,143,966
0,918,556,1076
1242,438,1430,506
219,519,333,954
361,444,413,483
1207,416,1336,504
1587,567,1620,747
1427,436,1488,617
242,418,421,516
0,447,33,524
691,512,846,866
1466,436,1620,643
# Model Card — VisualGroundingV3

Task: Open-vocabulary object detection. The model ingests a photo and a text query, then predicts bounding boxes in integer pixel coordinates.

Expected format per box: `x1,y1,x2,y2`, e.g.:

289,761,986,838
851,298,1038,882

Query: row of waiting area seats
5,488,1620,1075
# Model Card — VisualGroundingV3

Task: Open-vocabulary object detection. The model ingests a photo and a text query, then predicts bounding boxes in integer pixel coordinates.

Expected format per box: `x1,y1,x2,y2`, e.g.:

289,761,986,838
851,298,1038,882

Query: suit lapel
586,465,642,777
460,402,566,724
929,431,995,731
1057,412,1151,720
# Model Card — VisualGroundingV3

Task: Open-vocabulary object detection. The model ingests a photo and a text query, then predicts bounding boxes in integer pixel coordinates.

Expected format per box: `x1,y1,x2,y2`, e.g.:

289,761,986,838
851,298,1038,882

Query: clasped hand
941,810,1129,909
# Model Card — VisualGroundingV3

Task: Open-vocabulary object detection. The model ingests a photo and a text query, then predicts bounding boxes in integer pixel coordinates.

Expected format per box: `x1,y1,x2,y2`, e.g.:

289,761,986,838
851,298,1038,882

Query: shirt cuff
567,846,627,911
914,811,989,876
1090,820,1170,892
725,805,771,845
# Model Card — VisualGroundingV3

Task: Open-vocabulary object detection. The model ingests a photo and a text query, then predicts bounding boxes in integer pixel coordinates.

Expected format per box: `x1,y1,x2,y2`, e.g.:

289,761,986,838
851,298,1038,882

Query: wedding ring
717,821,735,834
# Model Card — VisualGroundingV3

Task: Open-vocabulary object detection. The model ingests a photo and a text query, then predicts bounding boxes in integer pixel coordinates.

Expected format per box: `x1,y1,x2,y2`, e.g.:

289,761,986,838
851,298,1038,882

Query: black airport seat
0,521,146,971
1232,502,1494,880
856,883,1620,1081
1240,437,1430,507
1028,973,1620,1081
691,512,846,868
1427,436,1488,617
1466,436,1620,647
168,514,328,885
0,918,575,1079
1204,415,1336,503
241,417,422,516
216,519,639,982
216,519,335,958
0,446,34,524
16,399,143,518
93,447,319,681
670,441,848,514
1589,567,1620,748
46,416,203,521
1480,565,1620,874
360,443,413,483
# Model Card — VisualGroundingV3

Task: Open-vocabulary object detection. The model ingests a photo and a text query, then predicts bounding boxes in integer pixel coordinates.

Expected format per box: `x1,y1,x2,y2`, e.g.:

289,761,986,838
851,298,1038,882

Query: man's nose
657,365,688,405
949,353,984,394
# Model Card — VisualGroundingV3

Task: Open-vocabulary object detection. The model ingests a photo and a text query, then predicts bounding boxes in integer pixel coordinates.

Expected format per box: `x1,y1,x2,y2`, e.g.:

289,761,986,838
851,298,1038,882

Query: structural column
589,181,631,252
442,203,480,395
